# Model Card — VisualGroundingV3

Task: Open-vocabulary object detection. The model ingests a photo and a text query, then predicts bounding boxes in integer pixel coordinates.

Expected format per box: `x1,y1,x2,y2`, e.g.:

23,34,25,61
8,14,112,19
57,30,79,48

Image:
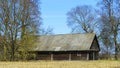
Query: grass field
0,60,120,68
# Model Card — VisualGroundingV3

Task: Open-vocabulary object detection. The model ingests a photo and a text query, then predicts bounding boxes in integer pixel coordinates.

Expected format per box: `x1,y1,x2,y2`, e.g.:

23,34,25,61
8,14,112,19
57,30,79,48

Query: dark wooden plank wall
54,54,69,60
90,37,99,51
36,54,51,60
36,53,90,60
71,54,87,60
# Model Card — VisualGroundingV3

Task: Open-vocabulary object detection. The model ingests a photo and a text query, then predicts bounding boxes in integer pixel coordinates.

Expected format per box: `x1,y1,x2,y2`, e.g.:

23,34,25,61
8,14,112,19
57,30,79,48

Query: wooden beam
93,52,95,60
87,53,89,60
69,54,71,61
51,54,53,60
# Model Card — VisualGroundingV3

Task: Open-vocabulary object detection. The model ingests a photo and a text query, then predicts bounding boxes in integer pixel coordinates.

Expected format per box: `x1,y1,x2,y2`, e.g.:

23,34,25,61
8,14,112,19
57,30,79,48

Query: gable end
90,35,100,51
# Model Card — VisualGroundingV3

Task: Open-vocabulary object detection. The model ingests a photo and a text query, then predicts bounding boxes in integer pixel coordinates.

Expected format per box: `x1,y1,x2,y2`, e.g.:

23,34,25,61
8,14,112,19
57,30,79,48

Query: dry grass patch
0,60,120,68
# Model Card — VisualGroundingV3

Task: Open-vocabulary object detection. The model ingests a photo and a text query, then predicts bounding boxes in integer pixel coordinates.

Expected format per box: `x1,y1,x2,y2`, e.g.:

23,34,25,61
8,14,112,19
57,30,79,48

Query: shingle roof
34,33,96,51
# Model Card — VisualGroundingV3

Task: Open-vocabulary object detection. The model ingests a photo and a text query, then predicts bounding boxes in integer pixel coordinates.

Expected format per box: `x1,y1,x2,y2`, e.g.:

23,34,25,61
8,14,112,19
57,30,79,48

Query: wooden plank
93,52,95,60
69,54,71,61
53,54,69,60
51,54,53,60
87,53,89,60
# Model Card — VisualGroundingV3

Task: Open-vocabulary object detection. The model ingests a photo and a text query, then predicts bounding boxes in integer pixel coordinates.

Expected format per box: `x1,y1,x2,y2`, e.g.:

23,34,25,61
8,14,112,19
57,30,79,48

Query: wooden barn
33,33,100,60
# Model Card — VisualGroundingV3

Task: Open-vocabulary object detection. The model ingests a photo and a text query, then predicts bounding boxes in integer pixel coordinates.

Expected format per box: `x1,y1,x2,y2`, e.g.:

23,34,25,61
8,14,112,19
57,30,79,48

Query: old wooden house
33,33,100,60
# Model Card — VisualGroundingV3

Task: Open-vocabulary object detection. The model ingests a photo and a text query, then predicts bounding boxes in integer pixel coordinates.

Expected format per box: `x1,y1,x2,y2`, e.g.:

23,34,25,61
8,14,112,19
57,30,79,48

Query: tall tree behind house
66,5,97,33
98,0,120,60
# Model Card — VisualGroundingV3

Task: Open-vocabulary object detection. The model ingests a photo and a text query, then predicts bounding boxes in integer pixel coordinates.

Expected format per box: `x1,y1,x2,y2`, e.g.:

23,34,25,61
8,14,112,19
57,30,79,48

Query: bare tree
66,5,96,33
98,0,120,60
40,27,53,35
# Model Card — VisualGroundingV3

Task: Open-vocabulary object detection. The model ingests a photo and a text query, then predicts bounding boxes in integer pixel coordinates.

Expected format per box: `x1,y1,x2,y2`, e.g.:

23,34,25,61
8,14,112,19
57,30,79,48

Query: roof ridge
38,33,96,37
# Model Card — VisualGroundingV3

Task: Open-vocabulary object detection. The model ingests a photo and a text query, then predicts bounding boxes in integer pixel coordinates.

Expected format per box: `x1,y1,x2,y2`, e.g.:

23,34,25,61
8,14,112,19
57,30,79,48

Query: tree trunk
114,31,118,60
115,46,118,60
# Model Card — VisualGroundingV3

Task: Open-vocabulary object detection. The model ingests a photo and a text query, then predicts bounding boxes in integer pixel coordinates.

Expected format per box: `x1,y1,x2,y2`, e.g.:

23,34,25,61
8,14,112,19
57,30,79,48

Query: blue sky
41,0,98,34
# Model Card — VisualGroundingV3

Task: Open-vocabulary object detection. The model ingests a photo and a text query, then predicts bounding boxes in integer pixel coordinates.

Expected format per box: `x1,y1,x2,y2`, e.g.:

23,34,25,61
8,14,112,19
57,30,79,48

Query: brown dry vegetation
0,60,120,68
